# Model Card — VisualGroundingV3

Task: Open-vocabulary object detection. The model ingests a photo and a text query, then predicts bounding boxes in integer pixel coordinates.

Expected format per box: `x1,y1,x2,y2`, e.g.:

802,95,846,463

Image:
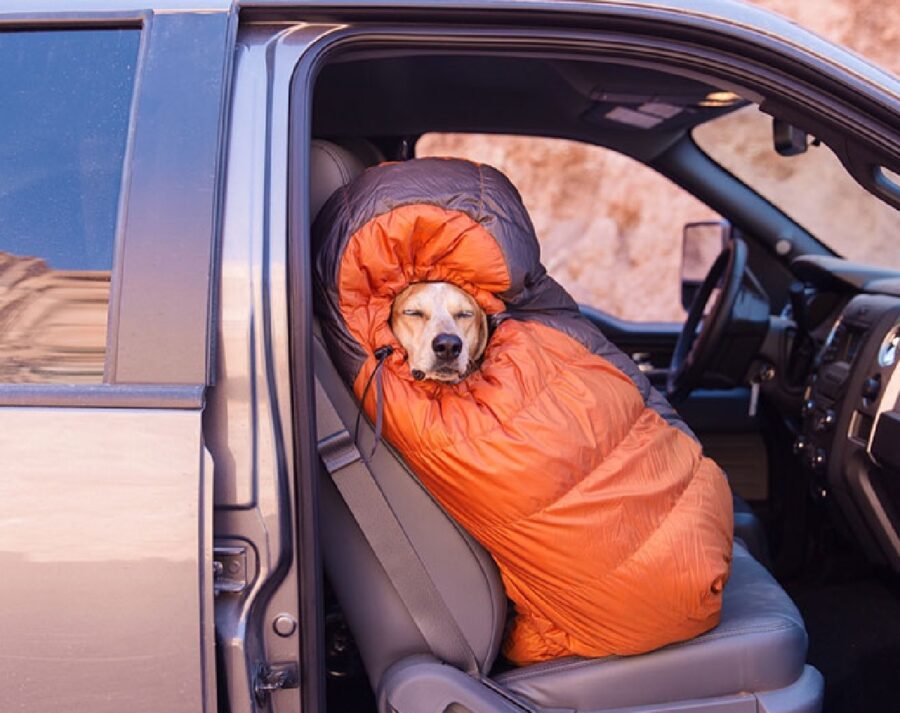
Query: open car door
0,5,234,712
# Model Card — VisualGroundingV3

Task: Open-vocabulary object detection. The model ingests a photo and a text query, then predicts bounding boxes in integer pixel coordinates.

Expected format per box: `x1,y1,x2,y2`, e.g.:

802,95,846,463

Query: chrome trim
868,357,900,463
0,383,204,408
0,1,230,14
878,327,900,368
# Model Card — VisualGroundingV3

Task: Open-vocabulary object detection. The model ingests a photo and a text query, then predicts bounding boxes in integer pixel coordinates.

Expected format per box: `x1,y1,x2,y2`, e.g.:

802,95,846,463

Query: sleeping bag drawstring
355,345,393,461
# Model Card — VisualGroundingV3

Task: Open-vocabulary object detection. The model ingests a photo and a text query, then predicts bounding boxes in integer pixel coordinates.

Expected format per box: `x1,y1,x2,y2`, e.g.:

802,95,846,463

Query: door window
0,29,139,382
417,133,721,322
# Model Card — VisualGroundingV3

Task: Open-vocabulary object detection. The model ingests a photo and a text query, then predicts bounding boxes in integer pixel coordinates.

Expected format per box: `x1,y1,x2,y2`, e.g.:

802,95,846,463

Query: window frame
286,11,900,708
0,8,235,405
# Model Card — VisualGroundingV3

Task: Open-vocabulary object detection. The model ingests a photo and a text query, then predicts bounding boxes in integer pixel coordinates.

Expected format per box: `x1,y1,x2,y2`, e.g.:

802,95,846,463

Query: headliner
313,53,747,162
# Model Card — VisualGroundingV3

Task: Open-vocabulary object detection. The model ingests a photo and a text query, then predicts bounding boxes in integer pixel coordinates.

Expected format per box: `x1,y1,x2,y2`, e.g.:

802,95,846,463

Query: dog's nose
432,333,462,360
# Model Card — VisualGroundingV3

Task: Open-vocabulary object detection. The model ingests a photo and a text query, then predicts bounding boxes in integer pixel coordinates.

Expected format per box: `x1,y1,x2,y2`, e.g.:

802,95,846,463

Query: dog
390,282,488,383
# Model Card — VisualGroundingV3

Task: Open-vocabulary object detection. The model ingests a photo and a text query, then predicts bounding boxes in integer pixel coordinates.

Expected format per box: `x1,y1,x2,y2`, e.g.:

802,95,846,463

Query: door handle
631,352,656,373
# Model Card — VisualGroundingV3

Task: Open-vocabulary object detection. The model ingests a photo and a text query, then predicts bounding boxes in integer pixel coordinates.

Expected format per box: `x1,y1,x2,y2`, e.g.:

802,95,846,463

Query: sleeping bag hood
313,157,734,665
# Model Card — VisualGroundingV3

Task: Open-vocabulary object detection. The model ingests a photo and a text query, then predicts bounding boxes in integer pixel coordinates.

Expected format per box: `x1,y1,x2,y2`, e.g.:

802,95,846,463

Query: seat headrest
310,139,384,224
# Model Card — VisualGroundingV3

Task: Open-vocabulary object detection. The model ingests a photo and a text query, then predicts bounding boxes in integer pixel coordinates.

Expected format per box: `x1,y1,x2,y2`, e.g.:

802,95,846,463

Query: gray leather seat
310,140,822,712
310,139,370,220
495,544,805,710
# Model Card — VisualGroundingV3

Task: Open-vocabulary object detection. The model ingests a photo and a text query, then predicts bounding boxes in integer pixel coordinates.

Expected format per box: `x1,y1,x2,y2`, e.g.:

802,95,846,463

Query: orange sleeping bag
313,158,734,665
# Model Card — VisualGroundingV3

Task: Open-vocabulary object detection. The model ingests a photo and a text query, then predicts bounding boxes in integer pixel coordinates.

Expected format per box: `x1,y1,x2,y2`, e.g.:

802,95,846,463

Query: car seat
309,139,823,712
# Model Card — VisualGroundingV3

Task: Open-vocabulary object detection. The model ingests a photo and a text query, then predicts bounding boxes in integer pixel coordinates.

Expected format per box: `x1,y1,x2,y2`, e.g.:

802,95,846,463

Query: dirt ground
418,1,899,322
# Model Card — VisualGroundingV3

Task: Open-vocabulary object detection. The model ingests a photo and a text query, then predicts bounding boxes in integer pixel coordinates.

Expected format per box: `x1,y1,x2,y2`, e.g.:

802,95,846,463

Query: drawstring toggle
354,345,394,461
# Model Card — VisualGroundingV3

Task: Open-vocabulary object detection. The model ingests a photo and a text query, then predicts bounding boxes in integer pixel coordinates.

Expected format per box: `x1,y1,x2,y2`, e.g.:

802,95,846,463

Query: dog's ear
472,308,489,361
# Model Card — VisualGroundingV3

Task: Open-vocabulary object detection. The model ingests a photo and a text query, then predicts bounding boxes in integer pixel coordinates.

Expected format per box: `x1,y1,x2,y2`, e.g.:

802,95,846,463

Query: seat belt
313,367,480,676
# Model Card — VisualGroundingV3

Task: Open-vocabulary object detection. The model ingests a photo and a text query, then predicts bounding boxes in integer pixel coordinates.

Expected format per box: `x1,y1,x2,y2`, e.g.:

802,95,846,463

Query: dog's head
390,282,488,383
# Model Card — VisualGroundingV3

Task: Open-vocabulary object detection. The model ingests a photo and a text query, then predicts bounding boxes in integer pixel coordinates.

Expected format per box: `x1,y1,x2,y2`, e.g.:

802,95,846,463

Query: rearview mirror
681,220,731,311
773,118,808,156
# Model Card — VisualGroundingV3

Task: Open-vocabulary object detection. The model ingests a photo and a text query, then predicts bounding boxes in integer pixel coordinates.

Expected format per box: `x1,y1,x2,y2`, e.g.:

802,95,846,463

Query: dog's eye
455,311,474,320
402,309,425,318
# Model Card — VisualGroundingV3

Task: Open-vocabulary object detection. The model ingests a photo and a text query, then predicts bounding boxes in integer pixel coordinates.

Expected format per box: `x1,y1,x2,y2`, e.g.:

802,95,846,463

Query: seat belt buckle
318,428,362,473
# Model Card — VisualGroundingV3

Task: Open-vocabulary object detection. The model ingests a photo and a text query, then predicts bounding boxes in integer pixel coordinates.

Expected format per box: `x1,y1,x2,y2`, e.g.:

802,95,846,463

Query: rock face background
419,0,900,322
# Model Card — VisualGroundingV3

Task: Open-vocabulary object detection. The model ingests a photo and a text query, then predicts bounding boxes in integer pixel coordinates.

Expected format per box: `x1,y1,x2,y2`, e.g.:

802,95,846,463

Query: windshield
693,106,900,269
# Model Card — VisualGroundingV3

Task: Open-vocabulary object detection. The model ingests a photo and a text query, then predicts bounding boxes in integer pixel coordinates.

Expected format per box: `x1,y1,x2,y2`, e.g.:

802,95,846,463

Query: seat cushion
496,543,806,711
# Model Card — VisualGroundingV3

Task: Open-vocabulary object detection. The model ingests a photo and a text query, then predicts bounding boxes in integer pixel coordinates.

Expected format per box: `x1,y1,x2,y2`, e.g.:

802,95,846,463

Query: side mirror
681,220,731,311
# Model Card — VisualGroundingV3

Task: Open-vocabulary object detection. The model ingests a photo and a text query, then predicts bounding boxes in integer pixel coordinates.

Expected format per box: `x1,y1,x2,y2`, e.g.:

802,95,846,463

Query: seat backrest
310,139,368,222
310,141,507,687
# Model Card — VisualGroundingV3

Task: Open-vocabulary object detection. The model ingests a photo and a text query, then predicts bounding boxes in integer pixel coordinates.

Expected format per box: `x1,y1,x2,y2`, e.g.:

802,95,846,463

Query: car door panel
0,408,214,713
0,6,233,712
580,305,680,385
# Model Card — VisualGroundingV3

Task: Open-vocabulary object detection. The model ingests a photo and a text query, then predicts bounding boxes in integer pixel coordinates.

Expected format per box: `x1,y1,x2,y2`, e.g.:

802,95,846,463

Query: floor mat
787,575,900,713
325,609,377,712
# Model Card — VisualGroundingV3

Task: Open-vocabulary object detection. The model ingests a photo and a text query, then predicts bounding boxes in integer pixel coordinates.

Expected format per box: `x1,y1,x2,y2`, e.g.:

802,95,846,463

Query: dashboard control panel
800,294,900,571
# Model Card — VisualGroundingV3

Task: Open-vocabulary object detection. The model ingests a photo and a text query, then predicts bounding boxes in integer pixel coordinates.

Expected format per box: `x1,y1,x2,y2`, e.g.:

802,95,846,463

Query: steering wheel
667,238,748,403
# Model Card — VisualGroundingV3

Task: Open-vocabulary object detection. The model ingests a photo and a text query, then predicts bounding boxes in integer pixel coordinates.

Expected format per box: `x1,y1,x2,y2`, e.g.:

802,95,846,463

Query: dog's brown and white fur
390,282,488,382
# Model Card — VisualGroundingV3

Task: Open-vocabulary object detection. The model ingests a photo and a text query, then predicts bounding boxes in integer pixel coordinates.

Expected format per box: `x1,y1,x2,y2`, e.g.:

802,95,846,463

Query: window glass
417,134,721,322
0,29,139,383
693,106,900,269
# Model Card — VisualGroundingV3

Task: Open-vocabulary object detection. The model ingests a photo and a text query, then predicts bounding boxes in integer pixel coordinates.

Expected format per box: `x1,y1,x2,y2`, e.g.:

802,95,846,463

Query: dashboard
792,258,900,572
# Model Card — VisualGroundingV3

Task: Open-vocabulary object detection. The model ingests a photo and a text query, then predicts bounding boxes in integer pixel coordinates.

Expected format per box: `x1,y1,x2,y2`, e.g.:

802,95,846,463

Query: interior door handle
631,352,656,373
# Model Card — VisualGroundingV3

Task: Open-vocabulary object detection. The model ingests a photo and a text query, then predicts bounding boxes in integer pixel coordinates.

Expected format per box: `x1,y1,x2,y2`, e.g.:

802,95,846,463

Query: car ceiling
313,54,747,162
